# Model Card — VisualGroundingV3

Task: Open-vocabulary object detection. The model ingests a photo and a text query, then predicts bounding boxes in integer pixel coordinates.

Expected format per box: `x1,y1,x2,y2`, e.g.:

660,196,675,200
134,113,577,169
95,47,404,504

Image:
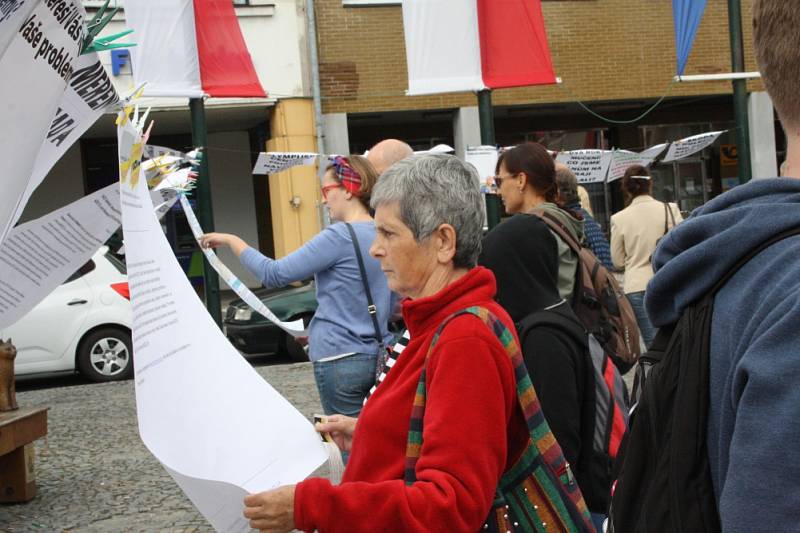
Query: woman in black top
478,142,607,528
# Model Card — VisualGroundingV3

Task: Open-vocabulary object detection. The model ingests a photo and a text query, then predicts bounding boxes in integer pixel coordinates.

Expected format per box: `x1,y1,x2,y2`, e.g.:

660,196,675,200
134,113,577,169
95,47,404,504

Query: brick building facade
316,0,761,115
313,0,779,224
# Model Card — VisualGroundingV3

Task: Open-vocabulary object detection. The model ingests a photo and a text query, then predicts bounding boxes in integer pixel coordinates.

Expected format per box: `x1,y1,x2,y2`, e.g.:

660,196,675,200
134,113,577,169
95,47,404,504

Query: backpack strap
344,223,384,349
529,209,583,253
404,306,564,484
707,226,800,298
517,303,587,349
631,227,800,409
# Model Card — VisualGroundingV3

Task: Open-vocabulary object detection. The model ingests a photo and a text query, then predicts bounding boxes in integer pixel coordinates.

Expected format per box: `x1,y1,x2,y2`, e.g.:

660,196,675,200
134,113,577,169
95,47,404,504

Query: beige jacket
610,195,683,294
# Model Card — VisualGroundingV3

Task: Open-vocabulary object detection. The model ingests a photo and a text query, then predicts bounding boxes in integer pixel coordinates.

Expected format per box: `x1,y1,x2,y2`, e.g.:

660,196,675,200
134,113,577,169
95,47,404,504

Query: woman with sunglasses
479,143,610,529
488,143,584,300
200,155,395,418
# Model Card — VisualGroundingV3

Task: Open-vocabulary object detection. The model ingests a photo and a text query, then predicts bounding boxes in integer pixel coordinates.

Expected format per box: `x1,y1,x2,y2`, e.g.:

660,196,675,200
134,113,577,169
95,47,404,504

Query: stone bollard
0,338,18,412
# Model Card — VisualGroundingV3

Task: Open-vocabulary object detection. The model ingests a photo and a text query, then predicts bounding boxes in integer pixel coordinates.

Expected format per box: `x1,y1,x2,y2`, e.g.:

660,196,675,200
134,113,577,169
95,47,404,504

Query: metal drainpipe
305,0,328,228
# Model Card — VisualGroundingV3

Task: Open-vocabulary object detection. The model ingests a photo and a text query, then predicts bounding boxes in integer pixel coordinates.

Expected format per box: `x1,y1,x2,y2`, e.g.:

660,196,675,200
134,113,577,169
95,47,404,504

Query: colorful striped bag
404,307,595,533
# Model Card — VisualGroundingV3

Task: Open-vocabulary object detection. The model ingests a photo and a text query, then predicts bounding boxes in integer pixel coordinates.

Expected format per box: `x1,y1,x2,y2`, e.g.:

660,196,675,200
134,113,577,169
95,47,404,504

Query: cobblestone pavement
0,359,326,532
1,356,636,532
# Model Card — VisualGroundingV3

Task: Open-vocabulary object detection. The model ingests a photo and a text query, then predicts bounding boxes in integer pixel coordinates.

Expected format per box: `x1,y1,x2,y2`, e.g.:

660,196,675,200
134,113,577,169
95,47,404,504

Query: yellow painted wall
267,98,323,258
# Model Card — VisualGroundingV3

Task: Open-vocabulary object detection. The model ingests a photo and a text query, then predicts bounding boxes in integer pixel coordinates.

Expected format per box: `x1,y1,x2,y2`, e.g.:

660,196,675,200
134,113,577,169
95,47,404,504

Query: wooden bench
0,406,48,503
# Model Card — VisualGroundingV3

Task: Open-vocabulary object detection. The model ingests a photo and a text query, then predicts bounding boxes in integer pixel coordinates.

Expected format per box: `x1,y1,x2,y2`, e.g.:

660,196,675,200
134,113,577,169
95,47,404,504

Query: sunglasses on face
494,173,515,187
321,184,343,200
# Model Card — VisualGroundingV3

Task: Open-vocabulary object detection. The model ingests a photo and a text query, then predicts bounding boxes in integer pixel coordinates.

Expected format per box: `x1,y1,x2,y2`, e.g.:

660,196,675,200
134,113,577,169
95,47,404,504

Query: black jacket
479,213,605,513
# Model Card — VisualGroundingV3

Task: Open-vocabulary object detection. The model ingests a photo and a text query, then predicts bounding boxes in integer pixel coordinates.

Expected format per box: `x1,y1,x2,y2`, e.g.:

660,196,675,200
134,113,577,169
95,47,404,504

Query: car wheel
77,327,133,382
282,314,312,362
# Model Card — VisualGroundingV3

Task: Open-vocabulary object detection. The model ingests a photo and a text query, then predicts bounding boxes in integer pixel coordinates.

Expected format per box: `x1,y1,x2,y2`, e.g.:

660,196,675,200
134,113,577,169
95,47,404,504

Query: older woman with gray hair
241,154,533,532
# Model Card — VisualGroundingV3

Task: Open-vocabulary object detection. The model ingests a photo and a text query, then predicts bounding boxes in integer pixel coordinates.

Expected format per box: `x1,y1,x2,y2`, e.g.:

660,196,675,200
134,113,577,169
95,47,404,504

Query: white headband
630,175,652,180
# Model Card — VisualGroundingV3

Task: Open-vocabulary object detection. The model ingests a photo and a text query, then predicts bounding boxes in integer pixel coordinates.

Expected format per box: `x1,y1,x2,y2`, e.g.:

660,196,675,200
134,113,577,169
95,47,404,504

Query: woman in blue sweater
200,155,394,417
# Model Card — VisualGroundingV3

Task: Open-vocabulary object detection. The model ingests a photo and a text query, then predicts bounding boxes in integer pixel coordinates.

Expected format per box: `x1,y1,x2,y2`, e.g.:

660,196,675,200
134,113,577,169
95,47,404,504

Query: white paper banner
0,0,36,57
178,195,307,337
0,0,85,247
465,146,499,190
556,150,614,184
607,143,669,182
119,116,326,532
10,52,119,229
0,184,178,330
252,152,318,175
663,131,724,162
640,143,670,160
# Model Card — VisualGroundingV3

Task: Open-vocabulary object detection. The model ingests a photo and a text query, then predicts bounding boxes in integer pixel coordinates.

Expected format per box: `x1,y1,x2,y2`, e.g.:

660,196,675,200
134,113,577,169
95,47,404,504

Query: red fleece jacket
294,267,529,532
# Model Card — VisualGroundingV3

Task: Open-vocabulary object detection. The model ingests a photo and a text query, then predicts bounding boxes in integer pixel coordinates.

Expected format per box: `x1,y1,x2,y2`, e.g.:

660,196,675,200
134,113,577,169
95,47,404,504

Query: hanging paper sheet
556,150,614,184
0,0,86,247
10,52,119,230
465,146,499,192
252,152,319,175
119,114,325,532
607,143,669,182
663,131,723,162
0,184,179,330
178,194,307,337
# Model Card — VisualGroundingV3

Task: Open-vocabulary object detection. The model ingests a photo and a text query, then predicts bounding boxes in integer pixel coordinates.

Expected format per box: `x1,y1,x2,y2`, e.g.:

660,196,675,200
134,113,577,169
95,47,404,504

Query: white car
4,246,133,382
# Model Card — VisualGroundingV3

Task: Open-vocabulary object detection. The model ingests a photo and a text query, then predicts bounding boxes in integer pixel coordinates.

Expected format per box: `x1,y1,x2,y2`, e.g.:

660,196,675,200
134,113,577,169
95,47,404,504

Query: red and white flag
124,0,265,98
402,0,557,96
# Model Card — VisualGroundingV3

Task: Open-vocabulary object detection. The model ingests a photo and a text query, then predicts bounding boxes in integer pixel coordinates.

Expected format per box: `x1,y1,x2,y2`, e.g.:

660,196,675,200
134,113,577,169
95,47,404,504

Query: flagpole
727,0,751,183
190,97,223,329
478,89,501,230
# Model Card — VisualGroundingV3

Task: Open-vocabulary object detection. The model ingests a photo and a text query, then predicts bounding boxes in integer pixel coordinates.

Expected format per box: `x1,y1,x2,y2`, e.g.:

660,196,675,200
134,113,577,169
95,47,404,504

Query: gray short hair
371,154,484,268
555,165,580,205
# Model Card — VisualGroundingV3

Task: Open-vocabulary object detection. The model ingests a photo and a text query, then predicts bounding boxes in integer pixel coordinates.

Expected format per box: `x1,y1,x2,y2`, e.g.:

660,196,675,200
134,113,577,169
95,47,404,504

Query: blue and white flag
673,0,708,76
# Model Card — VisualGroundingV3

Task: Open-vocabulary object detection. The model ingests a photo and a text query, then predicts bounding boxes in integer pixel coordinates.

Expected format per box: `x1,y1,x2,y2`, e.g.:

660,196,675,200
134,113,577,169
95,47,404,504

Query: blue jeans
627,291,655,348
312,353,377,417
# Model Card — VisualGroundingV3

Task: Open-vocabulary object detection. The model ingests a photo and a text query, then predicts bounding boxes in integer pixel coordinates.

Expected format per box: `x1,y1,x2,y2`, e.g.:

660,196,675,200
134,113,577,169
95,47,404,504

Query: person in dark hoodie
645,2,800,529
480,142,607,529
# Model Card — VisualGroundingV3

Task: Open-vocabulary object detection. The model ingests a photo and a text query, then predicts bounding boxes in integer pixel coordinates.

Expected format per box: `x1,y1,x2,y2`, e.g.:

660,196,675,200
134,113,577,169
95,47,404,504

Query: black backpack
518,303,629,513
609,227,800,533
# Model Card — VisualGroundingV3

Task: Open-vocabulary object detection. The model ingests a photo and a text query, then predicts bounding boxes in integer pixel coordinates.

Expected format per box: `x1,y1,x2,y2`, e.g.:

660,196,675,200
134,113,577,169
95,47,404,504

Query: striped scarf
365,328,411,404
